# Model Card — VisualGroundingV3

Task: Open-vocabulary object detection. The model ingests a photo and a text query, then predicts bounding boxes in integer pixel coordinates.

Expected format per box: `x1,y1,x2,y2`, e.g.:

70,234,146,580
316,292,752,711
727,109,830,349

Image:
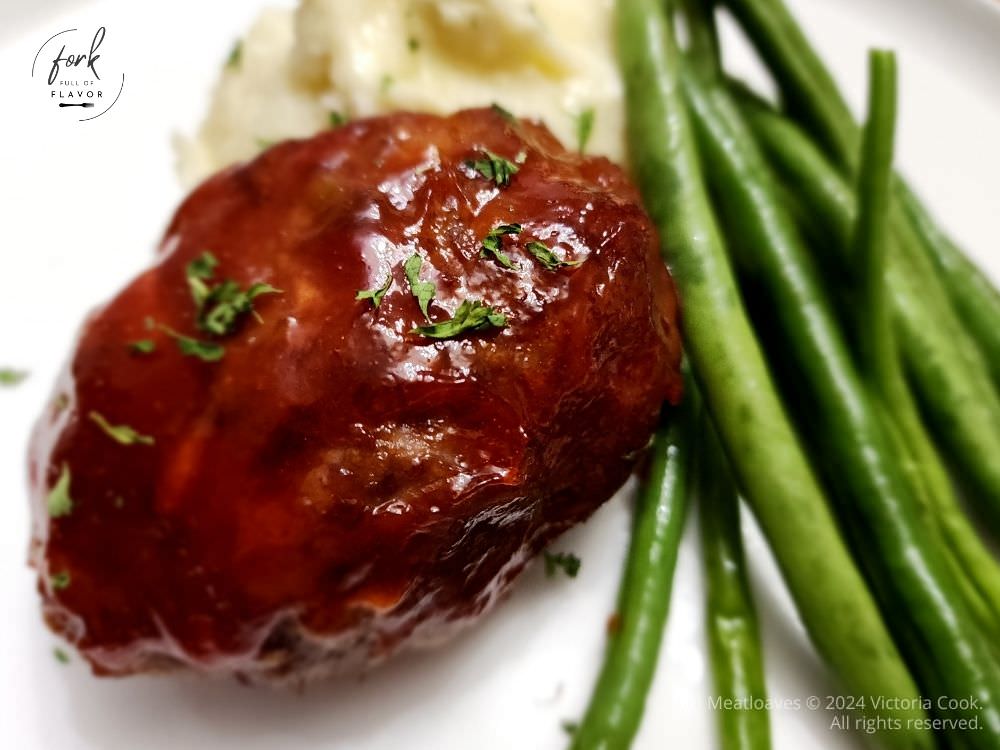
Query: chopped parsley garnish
50,571,71,590
411,299,507,339
543,551,581,578
159,325,226,362
186,251,218,305
466,150,519,187
491,103,516,123
380,74,395,93
129,339,156,355
88,411,155,446
329,111,347,127
526,241,582,270
355,272,393,308
54,647,70,664
408,36,420,52
47,465,74,518
202,281,281,335
404,254,437,322
481,224,522,269
575,107,596,153
0,368,28,386
561,720,579,737
256,137,276,150
226,40,242,69
185,251,281,338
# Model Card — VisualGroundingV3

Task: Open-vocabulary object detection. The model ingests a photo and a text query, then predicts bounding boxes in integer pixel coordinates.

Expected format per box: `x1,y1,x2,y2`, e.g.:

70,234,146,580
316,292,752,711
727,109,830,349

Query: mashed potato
176,0,624,185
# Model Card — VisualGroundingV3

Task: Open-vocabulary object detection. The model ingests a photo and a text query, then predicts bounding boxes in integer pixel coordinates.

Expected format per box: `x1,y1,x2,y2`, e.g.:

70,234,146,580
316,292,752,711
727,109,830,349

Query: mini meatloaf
29,107,683,683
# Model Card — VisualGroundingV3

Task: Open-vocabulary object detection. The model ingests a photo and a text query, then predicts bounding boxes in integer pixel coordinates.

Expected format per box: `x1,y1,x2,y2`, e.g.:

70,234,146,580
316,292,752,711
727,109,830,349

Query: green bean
861,52,1000,651
569,388,695,750
849,50,933,553
675,0,721,77
615,0,928,745
851,51,896,390
740,98,1000,643
846,54,968,607
698,412,770,750
896,182,1000,389
681,61,1000,747
852,46,1000,654
718,0,1000,391
716,0,856,168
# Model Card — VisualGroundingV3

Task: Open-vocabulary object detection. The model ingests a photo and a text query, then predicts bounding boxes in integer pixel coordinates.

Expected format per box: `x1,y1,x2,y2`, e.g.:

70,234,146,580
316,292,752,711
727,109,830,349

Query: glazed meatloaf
29,107,683,683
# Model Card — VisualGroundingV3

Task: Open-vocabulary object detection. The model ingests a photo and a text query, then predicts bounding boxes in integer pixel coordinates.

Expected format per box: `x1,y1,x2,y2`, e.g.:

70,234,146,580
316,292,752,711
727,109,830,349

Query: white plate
1,1,998,748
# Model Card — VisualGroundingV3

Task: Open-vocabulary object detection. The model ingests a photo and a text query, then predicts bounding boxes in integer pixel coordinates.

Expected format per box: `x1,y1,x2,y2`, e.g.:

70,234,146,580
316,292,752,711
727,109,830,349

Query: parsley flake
356,272,393,308
47,465,74,518
226,40,242,70
481,224,522,269
0,368,28,386
526,241,582,270
404,254,437,322
54,648,70,664
408,37,420,52
562,720,579,737
411,299,507,339
159,325,226,362
466,150,519,187
575,107,596,153
202,281,281,335
129,339,156,355
176,335,225,361
543,551,581,578
89,411,155,446
186,251,219,308
185,252,281,338
329,111,347,127
50,571,71,590
491,103,516,123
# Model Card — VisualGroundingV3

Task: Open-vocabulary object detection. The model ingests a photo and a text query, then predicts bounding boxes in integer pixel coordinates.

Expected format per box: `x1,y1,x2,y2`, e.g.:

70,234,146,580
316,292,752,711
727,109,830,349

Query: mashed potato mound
176,0,624,185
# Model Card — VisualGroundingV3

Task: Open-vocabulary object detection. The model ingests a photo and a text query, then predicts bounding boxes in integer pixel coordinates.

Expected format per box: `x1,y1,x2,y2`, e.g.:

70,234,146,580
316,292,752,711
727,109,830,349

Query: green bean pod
681,63,1000,747
698,412,770,750
716,0,857,167
851,47,1000,653
569,389,695,750
847,53,969,613
851,51,897,391
896,182,1000,389
718,0,1000,394
740,99,1000,639
615,1,929,746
